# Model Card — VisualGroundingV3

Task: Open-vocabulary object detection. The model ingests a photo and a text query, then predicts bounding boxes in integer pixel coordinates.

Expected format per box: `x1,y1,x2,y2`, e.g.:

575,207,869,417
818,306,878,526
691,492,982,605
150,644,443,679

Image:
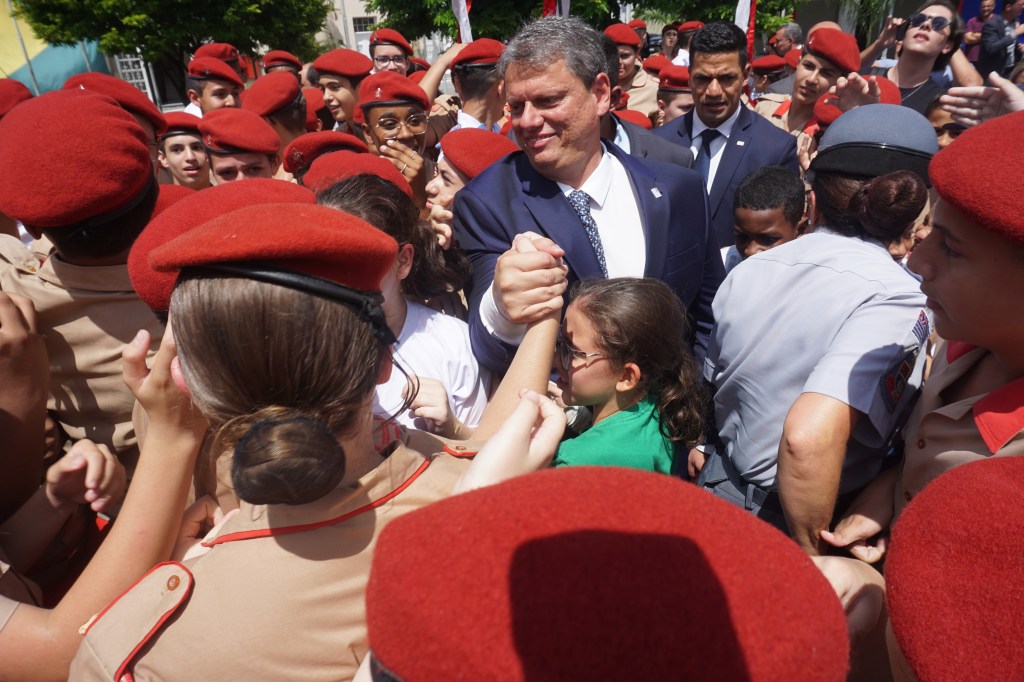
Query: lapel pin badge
651,188,662,198
736,140,746,146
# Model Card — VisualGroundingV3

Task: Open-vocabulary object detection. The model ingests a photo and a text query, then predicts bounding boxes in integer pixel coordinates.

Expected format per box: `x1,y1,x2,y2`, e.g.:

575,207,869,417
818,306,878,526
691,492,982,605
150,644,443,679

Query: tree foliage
636,0,809,36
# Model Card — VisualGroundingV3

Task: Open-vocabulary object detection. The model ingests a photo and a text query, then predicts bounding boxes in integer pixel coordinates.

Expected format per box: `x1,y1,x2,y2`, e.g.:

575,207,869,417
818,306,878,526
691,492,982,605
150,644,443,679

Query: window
353,16,377,33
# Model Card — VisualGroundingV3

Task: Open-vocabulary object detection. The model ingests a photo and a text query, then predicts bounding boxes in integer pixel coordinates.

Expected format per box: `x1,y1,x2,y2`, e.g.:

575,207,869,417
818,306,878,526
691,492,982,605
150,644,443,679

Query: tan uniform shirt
0,547,42,633
623,66,660,119
753,93,794,132
894,342,1024,520
0,236,163,468
70,439,469,681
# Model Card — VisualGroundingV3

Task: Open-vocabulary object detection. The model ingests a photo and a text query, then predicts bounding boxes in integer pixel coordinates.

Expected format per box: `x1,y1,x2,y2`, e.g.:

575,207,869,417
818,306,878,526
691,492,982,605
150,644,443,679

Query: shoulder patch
880,348,919,412
912,309,930,346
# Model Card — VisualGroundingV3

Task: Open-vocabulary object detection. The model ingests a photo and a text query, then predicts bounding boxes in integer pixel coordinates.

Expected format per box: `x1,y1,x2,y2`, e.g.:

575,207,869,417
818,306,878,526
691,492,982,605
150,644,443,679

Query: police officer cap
809,104,937,183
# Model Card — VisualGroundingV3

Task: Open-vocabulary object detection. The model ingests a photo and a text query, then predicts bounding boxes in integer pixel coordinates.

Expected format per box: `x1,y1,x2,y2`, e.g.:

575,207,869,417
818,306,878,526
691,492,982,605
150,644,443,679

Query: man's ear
157,151,170,170
592,72,612,117
186,88,202,107
795,216,810,236
616,362,641,392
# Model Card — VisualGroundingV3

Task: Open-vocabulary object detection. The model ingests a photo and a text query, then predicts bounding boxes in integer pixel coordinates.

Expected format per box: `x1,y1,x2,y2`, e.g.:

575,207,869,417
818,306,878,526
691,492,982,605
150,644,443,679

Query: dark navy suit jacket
653,106,800,248
453,142,724,375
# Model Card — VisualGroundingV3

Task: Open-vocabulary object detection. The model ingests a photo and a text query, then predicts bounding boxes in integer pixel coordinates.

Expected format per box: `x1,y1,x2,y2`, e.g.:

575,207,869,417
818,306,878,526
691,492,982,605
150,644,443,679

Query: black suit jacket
653,106,800,248
616,118,695,168
453,143,724,374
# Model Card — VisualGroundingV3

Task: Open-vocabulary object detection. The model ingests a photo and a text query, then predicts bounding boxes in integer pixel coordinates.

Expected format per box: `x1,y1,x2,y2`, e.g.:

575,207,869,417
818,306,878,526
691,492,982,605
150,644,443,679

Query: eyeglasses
372,115,428,136
908,13,952,32
556,333,608,372
374,55,408,67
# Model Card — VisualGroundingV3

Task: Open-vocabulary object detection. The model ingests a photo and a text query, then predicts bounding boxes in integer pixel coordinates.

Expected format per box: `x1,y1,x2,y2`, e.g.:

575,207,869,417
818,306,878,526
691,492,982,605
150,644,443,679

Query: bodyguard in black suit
654,22,800,248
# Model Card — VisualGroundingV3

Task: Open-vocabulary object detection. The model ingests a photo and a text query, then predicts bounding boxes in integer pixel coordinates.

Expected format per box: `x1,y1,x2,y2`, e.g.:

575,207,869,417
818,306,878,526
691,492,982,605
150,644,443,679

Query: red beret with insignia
303,150,412,197
242,71,302,117
194,43,240,63
358,71,429,111
750,54,787,75
784,48,802,69
805,28,861,75
0,90,151,228
263,50,302,70
615,109,653,130
440,128,518,180
0,79,32,120
64,72,167,137
604,23,642,48
188,57,244,89
161,112,203,141
929,110,1024,244
199,108,280,155
887,456,1024,679
658,65,691,92
366,467,849,681
678,20,704,32
628,18,646,30
313,49,373,80
409,57,431,72
282,131,368,174
369,28,413,56
150,202,398,296
302,87,326,132
129,179,314,313
450,39,505,68
642,54,670,76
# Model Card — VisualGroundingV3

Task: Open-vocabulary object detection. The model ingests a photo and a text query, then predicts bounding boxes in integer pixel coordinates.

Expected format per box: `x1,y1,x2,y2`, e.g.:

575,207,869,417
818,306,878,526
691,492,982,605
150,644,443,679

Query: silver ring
401,163,409,173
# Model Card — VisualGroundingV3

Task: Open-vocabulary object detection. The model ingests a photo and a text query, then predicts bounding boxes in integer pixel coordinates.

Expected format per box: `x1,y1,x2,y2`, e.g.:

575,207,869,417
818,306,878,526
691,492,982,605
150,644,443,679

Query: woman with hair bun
695,104,935,556
69,203,563,680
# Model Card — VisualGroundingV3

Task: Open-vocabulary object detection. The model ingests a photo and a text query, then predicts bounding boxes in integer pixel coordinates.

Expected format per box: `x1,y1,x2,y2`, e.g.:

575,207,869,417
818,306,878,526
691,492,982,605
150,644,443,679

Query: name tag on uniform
651,188,662,198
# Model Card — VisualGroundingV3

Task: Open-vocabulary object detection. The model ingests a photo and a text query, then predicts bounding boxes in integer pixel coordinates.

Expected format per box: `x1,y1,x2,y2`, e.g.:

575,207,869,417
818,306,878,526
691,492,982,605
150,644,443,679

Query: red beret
161,112,202,141
805,28,860,75
150,202,398,295
642,54,670,76
604,23,642,48
194,43,240,63
409,57,431,72
150,184,194,221
628,18,647,29
302,87,325,132
812,93,843,127
263,50,302,70
358,71,429,111
751,54,787,75
282,131,368,174
64,72,167,137
199,108,280,155
615,109,653,130
129,179,314,312
369,28,413,56
241,70,302,117
677,20,704,32
0,79,32,120
440,128,518,180
658,65,691,92
929,110,1024,244
0,90,150,228
784,48,802,69
450,38,505,68
874,75,902,105
407,71,427,85
366,468,849,681
303,150,412,197
188,57,244,89
887,456,1024,680
313,49,373,80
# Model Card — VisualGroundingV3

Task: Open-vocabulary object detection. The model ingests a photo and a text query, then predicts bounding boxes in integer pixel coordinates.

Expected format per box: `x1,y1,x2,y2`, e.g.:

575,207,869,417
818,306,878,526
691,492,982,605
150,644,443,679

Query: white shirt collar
555,144,616,208
691,103,742,140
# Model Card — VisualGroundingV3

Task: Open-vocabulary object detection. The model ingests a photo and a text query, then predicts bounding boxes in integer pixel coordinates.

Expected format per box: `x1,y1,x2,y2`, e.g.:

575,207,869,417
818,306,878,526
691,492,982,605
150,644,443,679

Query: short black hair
601,34,619,83
733,166,806,226
266,92,307,135
452,64,499,101
690,21,749,70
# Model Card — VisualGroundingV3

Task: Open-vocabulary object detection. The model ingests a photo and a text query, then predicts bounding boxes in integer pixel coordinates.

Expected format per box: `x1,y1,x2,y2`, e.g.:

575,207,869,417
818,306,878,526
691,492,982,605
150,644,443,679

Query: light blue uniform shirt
705,229,930,492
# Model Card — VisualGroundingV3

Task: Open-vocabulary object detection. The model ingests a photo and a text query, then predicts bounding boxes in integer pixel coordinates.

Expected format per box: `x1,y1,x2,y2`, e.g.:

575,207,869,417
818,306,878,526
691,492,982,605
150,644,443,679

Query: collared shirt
611,116,631,154
690,105,742,189
672,49,690,67
894,342,1024,520
183,101,203,118
479,145,644,345
455,109,501,133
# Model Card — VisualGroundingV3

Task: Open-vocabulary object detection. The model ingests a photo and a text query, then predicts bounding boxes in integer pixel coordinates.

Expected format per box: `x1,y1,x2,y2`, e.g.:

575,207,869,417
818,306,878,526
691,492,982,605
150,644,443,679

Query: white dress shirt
690,105,742,190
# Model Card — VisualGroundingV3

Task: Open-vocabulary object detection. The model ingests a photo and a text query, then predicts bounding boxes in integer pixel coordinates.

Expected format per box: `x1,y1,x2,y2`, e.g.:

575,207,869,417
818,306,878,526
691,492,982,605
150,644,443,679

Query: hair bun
850,170,928,242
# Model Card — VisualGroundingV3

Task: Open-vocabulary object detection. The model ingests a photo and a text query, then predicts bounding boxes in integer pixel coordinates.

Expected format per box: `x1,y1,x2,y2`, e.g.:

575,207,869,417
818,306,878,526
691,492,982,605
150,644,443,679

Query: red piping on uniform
202,458,432,547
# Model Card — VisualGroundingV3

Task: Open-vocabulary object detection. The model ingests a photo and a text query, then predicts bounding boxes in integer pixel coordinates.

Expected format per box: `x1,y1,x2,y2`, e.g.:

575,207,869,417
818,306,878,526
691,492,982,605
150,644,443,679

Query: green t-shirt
551,396,678,474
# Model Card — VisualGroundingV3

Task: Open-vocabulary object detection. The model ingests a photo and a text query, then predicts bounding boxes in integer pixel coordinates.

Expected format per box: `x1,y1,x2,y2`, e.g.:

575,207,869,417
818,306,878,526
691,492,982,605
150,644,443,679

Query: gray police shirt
705,229,930,492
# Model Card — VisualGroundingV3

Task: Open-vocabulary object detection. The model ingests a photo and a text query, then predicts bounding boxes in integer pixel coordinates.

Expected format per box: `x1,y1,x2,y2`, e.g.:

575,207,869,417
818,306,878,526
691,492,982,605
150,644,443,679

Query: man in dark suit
654,22,800,248
454,15,723,375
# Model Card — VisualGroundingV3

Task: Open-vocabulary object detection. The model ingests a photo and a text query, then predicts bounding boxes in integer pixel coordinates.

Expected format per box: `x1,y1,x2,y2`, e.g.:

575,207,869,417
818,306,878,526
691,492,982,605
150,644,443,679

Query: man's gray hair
780,21,803,42
497,16,607,87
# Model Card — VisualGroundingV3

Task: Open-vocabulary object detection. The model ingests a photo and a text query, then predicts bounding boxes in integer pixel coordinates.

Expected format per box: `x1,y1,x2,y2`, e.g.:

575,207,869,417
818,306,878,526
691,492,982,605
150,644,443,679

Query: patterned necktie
567,189,608,278
693,128,721,187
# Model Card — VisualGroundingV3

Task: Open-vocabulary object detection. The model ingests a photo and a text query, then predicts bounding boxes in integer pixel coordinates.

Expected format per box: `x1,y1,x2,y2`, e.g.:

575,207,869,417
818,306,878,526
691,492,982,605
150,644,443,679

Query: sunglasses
556,333,608,372
908,13,952,32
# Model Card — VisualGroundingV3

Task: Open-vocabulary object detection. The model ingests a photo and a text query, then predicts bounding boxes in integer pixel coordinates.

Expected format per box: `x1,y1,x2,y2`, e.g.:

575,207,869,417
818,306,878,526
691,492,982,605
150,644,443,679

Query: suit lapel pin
736,140,746,146
651,187,662,198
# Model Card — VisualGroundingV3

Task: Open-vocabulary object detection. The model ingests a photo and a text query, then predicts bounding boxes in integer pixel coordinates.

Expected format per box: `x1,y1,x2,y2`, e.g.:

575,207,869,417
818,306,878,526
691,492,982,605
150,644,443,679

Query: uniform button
454,445,466,451
904,491,913,502
917,439,926,449
166,575,180,590
25,265,36,273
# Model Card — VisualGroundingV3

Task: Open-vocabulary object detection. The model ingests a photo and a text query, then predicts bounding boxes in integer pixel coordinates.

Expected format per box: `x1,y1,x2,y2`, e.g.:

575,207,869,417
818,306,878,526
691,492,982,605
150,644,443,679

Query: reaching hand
811,555,887,644
45,440,126,514
829,74,882,112
876,16,906,49
493,233,568,325
404,376,460,438
123,324,207,438
942,73,1024,127
173,495,238,561
821,512,890,564
428,203,455,250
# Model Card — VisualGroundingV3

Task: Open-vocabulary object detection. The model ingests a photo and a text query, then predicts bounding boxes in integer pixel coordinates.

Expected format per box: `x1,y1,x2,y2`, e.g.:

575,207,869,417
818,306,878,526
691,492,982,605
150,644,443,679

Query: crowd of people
0,5,1021,680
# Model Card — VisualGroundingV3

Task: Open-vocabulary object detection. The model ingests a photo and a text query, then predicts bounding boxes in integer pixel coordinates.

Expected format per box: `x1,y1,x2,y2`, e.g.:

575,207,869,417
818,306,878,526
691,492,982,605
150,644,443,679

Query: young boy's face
927,105,966,150
733,206,803,259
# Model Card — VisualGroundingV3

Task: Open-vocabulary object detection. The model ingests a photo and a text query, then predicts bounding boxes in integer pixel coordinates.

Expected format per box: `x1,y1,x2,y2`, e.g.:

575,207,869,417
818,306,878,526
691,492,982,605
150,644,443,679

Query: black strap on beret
62,173,157,238
195,261,397,346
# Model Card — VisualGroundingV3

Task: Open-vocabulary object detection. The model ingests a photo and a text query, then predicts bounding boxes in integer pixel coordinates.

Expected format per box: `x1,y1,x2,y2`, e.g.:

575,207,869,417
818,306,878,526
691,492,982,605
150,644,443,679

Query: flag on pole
734,0,757,61
543,0,571,17
452,0,473,42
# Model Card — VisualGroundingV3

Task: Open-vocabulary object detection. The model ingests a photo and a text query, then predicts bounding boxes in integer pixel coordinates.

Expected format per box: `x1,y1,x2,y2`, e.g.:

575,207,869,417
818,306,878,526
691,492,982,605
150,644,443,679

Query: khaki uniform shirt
623,66,660,119
753,93,795,133
70,440,470,681
0,236,163,468
894,342,1024,520
0,547,42,633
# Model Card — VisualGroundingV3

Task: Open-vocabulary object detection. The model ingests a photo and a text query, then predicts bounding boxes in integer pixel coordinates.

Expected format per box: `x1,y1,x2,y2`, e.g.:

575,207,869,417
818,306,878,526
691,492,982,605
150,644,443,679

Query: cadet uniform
0,548,42,634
